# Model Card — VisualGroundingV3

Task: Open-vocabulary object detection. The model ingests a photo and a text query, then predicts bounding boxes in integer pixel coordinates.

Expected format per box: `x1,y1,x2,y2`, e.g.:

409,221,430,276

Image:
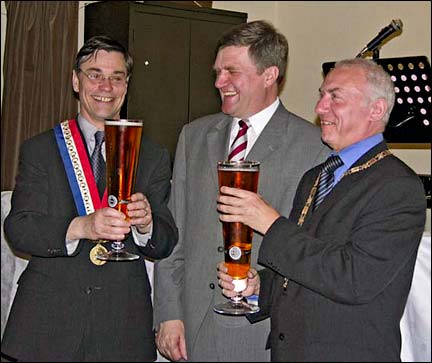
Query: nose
214,71,228,89
315,95,329,115
98,76,114,90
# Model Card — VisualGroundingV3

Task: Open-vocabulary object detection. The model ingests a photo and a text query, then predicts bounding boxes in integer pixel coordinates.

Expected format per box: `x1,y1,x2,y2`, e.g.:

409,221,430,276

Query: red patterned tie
228,119,250,161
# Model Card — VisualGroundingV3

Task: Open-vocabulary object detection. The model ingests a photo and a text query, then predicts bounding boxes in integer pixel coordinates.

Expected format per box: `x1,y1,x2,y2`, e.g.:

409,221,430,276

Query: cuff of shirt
131,223,153,247
65,239,80,255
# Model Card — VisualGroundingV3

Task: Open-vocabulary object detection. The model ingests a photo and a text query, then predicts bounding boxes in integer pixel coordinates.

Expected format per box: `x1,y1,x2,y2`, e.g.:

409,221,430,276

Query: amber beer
218,160,260,291
105,119,143,216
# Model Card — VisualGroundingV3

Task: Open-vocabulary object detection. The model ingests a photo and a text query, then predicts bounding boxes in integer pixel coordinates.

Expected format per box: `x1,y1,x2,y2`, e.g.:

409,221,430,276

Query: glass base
213,298,260,315
96,250,140,261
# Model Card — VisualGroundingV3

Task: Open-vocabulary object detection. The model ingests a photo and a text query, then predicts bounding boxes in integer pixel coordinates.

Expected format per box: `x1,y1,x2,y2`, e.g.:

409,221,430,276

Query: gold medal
89,243,108,266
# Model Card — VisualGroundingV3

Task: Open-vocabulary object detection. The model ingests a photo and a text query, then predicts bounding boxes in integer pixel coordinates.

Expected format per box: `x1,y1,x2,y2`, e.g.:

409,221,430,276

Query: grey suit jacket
253,142,427,362
154,103,329,361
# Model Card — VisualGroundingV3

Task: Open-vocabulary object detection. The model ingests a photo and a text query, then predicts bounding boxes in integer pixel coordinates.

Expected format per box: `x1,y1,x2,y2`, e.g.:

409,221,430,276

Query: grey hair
333,59,395,125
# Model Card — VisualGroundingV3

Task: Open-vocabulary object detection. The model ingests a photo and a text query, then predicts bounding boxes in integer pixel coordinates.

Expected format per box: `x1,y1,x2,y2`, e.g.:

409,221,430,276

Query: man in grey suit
154,20,329,362
217,59,426,361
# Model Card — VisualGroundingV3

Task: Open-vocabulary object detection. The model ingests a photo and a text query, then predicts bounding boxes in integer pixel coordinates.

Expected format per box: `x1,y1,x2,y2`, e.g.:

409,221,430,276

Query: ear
369,98,387,122
263,66,279,87
72,70,80,93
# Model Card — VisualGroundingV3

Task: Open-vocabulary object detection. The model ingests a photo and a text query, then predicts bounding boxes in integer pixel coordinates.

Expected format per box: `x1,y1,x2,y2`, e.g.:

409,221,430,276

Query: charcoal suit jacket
250,141,426,362
2,123,178,362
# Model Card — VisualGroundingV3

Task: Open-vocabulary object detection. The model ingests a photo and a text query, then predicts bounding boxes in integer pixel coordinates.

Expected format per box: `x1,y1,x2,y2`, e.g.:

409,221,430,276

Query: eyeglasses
79,68,128,86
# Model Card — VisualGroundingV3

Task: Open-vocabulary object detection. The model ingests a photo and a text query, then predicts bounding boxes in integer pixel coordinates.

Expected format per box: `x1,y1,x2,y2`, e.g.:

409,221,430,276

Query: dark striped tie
313,155,343,210
229,119,250,161
90,131,106,197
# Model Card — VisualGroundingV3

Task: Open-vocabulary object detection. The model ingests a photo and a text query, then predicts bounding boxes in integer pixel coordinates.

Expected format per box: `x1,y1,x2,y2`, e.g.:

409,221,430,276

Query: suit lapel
207,115,232,182
248,104,289,162
313,141,390,214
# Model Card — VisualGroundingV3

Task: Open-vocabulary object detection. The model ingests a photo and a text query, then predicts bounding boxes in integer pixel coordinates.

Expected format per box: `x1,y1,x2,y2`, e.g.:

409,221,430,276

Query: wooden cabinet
85,1,247,158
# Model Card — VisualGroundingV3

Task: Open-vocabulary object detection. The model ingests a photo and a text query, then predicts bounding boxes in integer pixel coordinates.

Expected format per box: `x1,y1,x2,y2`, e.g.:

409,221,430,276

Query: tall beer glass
214,160,260,315
96,119,143,262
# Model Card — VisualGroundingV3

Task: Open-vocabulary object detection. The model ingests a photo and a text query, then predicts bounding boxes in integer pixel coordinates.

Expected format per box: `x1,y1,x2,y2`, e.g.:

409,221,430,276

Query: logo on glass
228,246,242,260
108,195,118,208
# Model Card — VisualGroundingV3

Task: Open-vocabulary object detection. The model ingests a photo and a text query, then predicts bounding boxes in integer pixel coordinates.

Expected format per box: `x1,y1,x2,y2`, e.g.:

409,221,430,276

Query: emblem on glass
214,160,260,315
96,119,143,262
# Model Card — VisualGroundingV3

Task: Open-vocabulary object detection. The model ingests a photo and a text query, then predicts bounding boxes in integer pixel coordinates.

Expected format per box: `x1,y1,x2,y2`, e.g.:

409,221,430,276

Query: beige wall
2,1,431,229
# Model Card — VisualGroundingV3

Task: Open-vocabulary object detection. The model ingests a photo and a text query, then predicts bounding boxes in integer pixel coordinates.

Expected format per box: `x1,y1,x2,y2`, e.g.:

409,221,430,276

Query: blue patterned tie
313,155,343,210
90,131,106,197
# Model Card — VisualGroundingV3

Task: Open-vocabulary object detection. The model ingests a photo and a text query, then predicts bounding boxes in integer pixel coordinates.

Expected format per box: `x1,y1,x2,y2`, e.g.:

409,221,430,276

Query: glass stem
112,241,125,251
231,294,243,303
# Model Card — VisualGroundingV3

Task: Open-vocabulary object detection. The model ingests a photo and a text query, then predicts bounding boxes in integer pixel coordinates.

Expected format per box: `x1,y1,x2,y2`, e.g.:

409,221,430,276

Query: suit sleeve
4,135,77,257
258,173,426,305
153,127,187,326
136,144,178,260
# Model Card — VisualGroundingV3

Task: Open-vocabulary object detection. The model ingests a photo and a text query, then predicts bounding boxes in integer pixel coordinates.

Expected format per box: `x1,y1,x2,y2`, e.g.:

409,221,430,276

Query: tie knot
322,155,343,173
238,119,250,130
94,131,105,147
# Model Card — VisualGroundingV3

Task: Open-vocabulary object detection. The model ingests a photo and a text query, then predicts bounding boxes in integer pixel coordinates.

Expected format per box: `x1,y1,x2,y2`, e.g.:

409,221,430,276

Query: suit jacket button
217,246,224,253
86,287,92,295
279,333,285,340
209,283,215,289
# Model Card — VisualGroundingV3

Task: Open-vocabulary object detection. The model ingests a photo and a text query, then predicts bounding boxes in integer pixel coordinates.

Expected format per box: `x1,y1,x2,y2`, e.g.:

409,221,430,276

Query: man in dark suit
2,36,178,362
217,58,426,361
154,20,329,362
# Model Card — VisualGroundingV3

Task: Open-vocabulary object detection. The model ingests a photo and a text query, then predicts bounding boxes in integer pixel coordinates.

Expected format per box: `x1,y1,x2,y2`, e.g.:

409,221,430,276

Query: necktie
90,130,106,197
313,155,343,210
228,119,250,161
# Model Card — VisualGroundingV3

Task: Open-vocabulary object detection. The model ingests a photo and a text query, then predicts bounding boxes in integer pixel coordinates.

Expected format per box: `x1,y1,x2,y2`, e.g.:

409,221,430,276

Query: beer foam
232,278,247,292
105,119,143,126
219,169,258,172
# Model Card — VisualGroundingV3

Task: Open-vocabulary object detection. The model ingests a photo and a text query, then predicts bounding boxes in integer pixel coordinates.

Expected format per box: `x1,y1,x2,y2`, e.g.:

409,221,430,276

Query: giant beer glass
214,160,260,315
97,119,143,261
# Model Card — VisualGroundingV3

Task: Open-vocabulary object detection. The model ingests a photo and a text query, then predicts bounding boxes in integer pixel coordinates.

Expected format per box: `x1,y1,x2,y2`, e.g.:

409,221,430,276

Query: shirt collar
232,97,280,135
77,114,102,149
333,133,384,182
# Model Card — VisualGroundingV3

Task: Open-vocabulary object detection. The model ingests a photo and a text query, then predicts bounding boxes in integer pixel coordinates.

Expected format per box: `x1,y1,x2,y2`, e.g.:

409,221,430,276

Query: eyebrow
213,65,238,72
319,87,343,93
84,67,126,75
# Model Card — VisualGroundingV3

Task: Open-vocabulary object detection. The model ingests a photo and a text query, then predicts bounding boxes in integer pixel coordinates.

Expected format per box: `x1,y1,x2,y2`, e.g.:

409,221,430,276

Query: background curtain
1,1,78,191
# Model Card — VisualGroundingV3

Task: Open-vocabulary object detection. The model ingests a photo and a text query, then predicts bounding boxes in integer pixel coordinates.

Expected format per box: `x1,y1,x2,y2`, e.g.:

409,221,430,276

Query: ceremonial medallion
90,243,108,266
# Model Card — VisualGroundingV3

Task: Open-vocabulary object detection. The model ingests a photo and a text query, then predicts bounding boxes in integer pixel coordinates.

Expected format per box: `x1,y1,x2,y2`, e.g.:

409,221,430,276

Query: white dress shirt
228,97,280,157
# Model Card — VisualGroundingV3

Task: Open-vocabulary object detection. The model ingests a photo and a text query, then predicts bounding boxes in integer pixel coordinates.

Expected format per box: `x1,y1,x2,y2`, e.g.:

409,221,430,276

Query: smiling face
213,46,279,119
72,50,128,129
315,65,387,151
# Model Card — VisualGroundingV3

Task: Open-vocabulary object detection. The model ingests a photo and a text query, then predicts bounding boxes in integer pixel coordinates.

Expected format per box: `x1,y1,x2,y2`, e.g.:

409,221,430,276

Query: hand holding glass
96,119,143,262
213,160,260,315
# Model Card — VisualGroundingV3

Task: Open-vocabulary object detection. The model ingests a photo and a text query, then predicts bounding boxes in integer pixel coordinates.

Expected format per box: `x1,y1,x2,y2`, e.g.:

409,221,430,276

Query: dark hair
216,20,288,84
74,35,133,75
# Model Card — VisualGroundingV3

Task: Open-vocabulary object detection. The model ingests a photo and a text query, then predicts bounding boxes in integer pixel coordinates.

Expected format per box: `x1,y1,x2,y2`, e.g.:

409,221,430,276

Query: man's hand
217,262,260,297
156,320,188,361
67,207,130,241
217,186,280,234
128,192,153,234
